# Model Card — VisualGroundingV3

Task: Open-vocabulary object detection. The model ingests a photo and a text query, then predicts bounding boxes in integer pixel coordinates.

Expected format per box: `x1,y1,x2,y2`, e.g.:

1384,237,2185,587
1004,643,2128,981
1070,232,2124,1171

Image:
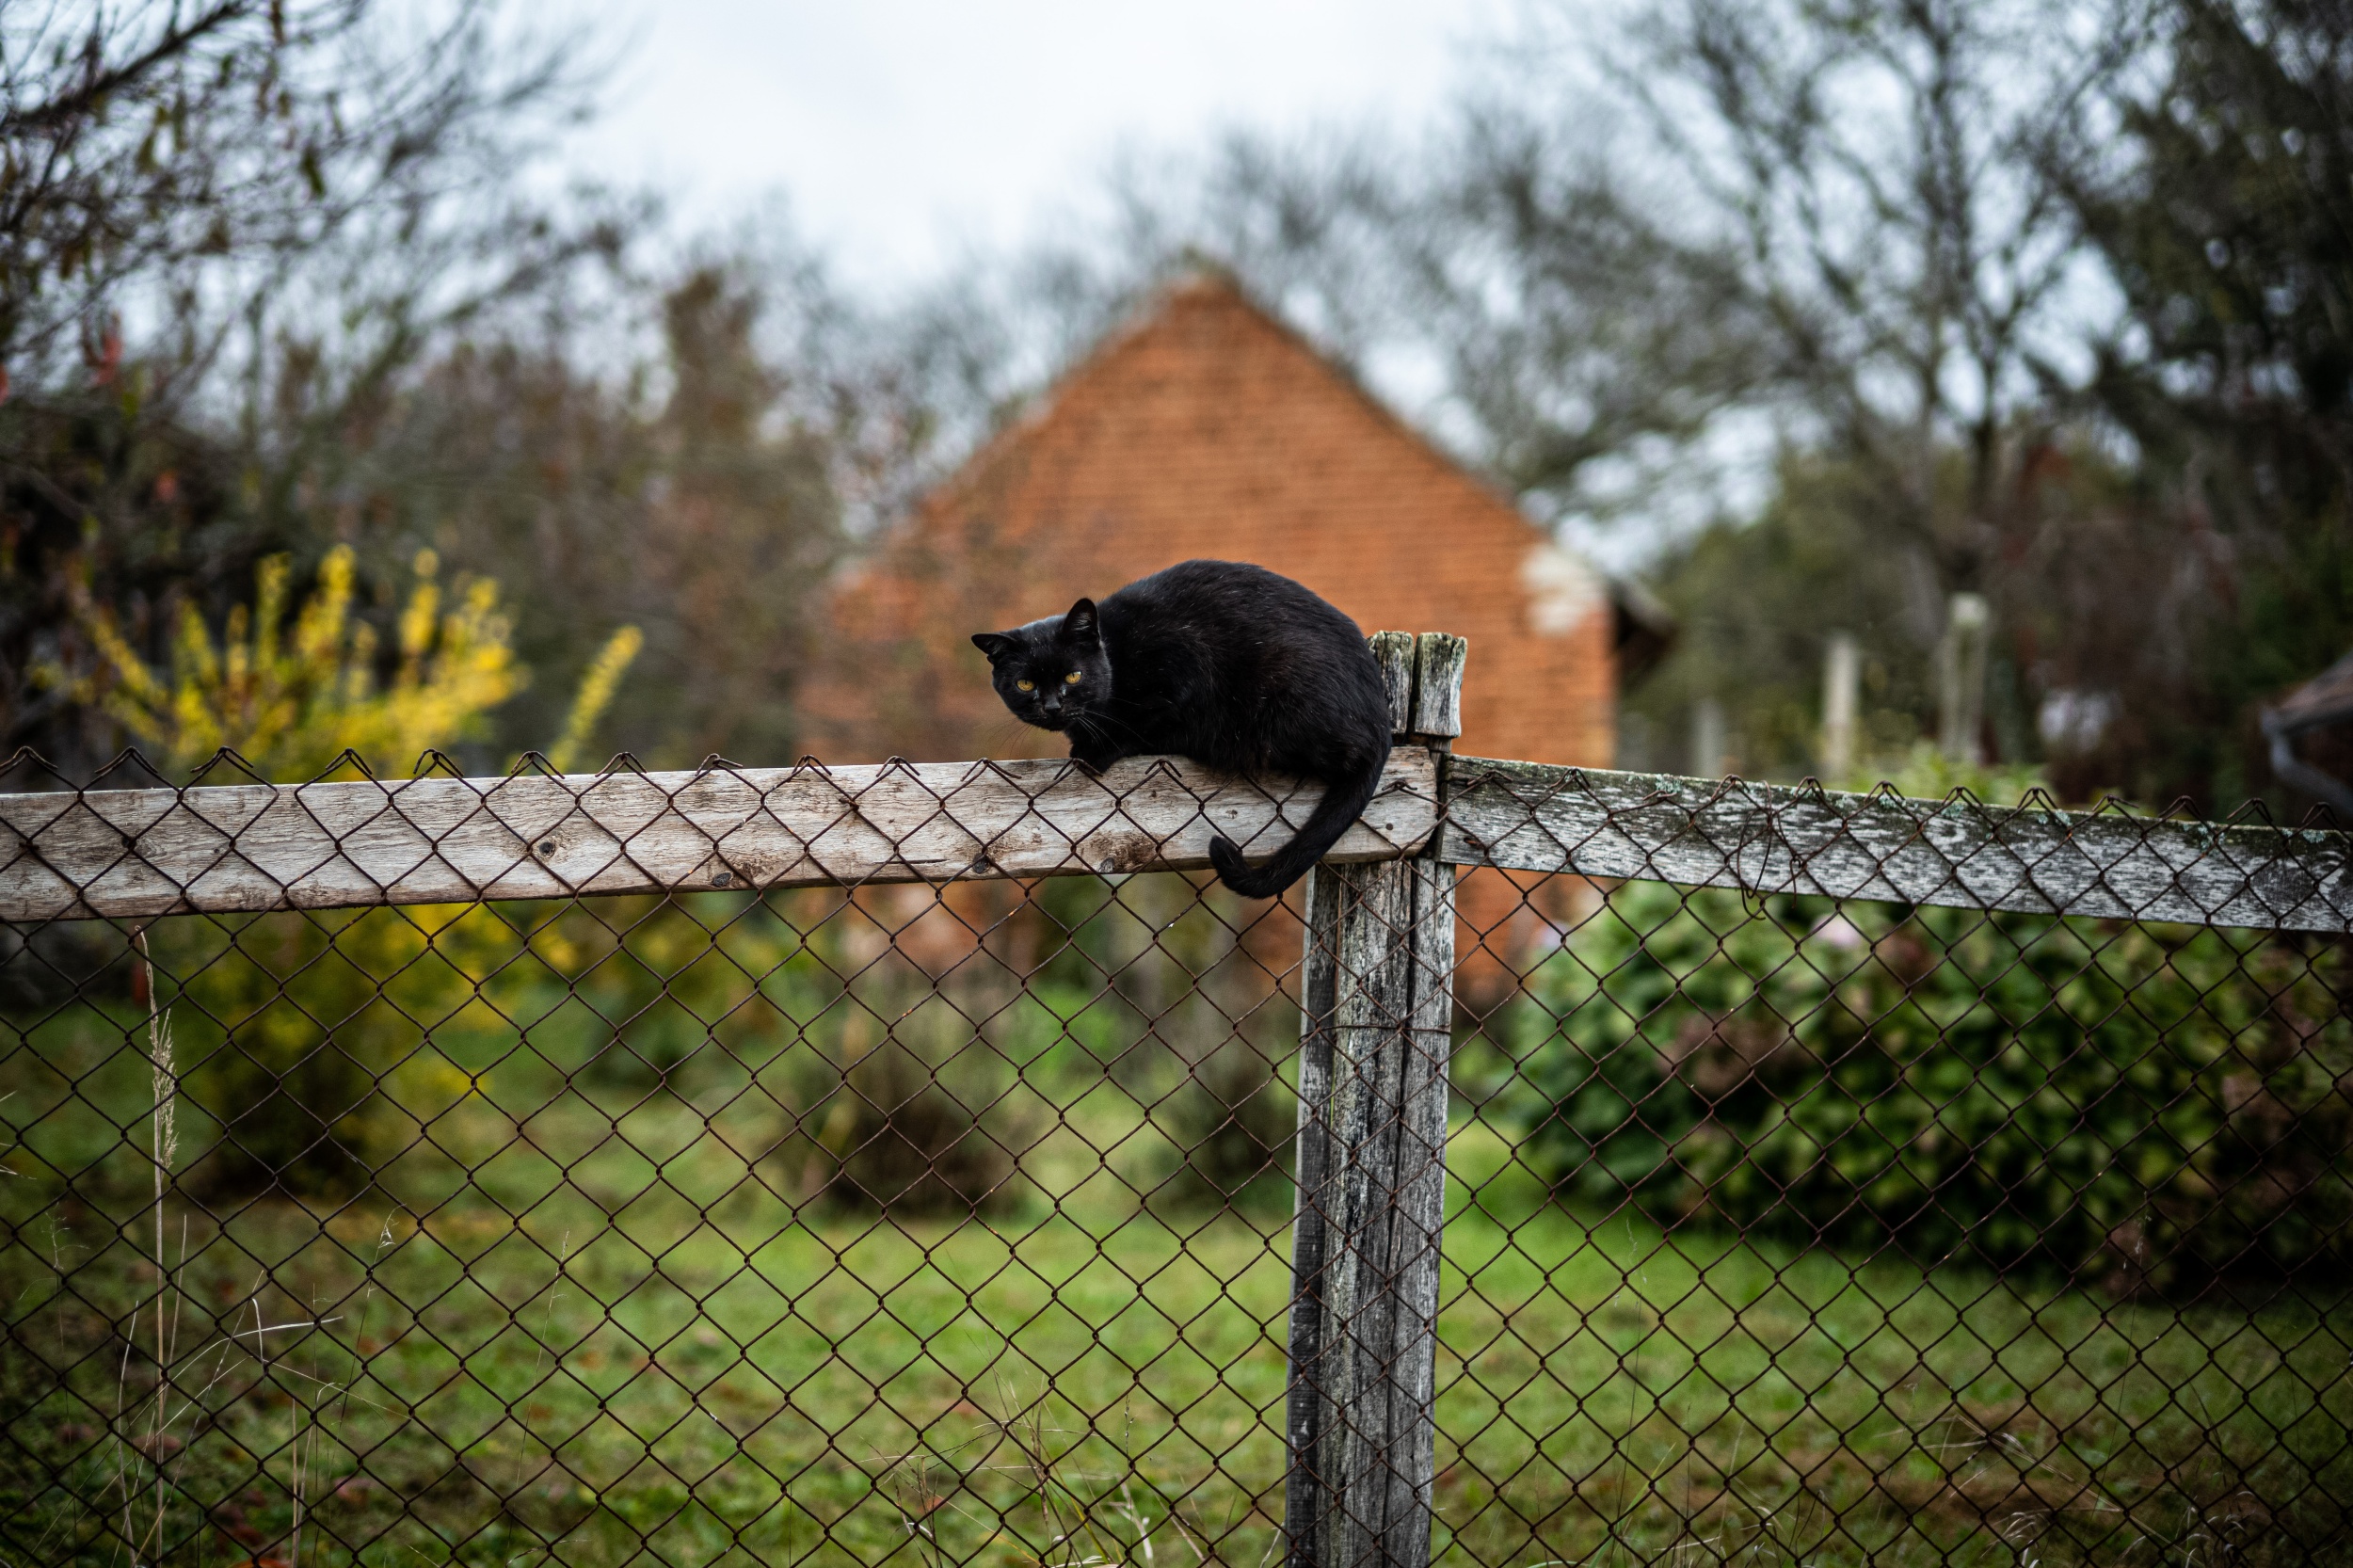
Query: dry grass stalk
129,924,184,1563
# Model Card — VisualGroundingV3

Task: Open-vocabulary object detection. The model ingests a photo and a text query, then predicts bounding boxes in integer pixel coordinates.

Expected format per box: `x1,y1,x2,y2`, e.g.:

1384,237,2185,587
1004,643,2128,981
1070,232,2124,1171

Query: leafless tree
0,1,600,390
1594,0,2144,588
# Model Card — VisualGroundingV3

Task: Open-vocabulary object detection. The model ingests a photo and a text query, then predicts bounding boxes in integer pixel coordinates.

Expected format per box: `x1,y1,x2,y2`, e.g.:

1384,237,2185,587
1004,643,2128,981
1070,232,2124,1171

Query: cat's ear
1064,599,1100,642
970,632,1016,663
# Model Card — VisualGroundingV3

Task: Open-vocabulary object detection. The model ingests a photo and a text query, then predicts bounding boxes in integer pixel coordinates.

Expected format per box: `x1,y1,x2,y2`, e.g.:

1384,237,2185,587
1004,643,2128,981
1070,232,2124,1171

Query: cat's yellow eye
1016,679,1035,692
1064,671,1083,684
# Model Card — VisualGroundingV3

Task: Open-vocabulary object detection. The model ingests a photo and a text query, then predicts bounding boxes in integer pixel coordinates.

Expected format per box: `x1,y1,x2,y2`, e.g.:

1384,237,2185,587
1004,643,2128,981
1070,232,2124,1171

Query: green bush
1503,884,2353,1288
171,910,421,1201
164,901,564,1202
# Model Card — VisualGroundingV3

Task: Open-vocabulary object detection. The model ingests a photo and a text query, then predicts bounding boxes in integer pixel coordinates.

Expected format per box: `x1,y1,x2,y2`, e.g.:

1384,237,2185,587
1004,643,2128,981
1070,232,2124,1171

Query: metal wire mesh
3,744,2350,1568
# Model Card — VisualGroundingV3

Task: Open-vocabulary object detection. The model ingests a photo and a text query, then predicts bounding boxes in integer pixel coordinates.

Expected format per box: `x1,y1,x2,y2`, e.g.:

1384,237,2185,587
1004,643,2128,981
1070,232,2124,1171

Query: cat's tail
1208,746,1390,900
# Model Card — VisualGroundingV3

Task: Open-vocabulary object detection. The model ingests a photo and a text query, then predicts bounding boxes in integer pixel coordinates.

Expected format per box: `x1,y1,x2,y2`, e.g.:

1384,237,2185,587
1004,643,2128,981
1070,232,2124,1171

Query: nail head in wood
1411,632,1465,740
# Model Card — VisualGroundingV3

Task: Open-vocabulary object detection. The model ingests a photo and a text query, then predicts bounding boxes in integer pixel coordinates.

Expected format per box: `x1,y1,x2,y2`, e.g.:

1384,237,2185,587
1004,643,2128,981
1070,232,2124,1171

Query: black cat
970,559,1392,898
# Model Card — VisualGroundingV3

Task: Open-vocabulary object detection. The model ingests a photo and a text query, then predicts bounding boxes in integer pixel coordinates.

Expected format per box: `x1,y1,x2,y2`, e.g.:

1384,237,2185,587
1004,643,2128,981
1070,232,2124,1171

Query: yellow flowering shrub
62,545,522,779
42,551,643,1196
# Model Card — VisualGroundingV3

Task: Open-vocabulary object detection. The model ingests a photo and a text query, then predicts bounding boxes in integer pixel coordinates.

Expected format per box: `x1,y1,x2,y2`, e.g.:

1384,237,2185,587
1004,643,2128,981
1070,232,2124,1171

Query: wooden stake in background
1937,593,1990,764
1821,631,1859,779
1689,696,1726,779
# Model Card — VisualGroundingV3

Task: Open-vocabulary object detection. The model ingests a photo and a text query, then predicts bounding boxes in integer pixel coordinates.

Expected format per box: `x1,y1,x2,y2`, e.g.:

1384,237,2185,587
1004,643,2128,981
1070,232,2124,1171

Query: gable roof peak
1160,258,1244,300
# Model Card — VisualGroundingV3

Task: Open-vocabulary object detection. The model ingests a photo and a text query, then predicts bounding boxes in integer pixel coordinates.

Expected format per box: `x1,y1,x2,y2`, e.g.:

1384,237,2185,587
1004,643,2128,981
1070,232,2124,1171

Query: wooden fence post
1285,631,1465,1568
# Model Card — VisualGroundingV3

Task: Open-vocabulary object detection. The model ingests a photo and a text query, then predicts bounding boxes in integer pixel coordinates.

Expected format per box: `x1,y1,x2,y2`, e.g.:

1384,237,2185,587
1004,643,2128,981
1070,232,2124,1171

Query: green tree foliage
1626,439,2173,792
1625,456,1944,777
1506,882,2353,1288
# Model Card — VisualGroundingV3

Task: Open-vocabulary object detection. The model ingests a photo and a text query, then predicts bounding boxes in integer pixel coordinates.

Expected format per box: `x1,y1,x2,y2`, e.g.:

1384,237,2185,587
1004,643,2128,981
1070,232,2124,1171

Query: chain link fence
6,633,2353,1567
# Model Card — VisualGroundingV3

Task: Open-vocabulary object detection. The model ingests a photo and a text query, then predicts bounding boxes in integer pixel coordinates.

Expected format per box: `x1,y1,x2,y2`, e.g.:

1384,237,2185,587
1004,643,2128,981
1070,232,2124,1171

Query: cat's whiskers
979,713,1052,759
1068,709,1151,749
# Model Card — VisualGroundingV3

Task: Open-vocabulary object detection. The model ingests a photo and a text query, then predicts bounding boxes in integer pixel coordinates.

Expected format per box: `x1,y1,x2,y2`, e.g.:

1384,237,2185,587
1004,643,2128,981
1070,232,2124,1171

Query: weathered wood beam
1286,632,1461,1568
0,750,1438,923
1438,756,2353,934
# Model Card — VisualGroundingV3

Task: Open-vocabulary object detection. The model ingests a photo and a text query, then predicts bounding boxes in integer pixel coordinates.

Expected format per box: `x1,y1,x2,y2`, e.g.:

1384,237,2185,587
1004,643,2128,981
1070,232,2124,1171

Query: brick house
807,273,1619,984
810,272,1616,771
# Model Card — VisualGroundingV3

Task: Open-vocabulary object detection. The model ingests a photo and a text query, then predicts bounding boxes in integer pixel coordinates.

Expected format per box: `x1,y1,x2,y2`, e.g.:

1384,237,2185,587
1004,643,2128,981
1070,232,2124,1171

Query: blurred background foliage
9,0,2353,812
0,1,2322,810
44,546,523,779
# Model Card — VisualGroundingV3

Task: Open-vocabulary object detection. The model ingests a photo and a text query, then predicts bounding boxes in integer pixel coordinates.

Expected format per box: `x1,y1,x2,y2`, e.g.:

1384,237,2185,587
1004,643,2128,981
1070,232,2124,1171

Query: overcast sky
547,0,1512,288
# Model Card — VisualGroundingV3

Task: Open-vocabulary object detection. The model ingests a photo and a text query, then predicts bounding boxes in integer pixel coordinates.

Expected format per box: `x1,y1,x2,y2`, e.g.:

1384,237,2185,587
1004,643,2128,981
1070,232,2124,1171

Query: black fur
970,560,1392,899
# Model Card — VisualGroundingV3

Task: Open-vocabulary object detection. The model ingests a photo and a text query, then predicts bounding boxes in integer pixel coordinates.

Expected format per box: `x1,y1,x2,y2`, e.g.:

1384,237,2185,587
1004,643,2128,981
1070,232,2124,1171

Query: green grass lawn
9,1095,2352,1568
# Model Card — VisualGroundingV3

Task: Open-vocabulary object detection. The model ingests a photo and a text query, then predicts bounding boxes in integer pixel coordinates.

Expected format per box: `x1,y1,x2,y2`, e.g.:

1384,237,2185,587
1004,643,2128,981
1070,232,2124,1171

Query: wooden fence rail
6,745,2346,936
0,752,1436,923
1440,756,2353,935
